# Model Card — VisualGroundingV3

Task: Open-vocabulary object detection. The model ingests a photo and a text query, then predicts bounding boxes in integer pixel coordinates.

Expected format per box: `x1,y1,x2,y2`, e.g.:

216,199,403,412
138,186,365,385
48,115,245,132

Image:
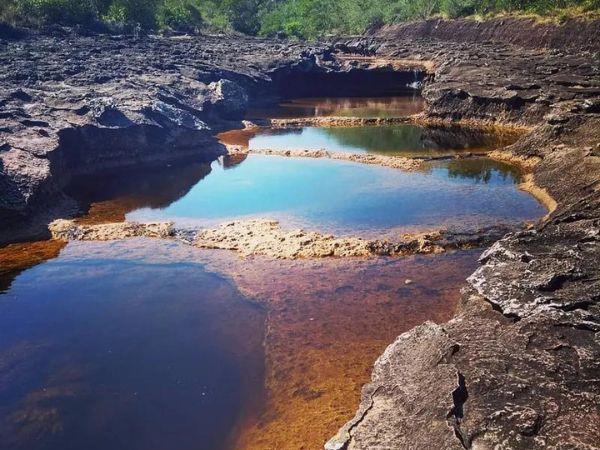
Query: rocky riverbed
1,17,600,449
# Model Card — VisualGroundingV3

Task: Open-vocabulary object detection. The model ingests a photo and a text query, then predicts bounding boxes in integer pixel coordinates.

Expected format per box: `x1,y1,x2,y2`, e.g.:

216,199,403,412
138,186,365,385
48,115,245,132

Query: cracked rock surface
0,30,332,243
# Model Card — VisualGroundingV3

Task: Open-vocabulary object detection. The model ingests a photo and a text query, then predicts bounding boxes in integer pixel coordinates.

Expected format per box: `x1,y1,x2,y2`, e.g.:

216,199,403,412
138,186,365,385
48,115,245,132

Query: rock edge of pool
1,18,600,450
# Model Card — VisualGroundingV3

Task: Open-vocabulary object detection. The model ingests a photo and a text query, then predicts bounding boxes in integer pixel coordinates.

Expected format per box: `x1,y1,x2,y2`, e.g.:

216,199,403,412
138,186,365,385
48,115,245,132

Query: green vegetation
261,0,600,38
1,0,598,37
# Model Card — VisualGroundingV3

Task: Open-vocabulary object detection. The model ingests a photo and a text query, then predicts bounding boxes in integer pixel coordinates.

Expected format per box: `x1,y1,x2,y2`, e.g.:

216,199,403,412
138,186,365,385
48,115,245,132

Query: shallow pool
246,124,515,157
0,93,547,450
126,155,545,235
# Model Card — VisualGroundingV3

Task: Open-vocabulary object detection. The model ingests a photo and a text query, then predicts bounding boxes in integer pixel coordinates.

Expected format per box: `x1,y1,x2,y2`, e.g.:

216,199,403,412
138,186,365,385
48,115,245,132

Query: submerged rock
195,219,373,258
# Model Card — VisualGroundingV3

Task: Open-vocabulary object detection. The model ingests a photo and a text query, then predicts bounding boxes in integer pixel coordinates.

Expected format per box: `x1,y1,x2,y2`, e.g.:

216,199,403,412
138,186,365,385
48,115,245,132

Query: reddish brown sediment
193,249,480,449
0,239,66,292
73,198,142,225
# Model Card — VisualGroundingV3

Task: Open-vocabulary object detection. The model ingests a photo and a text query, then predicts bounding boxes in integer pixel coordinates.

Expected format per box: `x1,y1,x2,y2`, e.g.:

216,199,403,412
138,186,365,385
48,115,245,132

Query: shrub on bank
259,0,600,39
3,0,98,26
102,0,160,29
156,0,203,30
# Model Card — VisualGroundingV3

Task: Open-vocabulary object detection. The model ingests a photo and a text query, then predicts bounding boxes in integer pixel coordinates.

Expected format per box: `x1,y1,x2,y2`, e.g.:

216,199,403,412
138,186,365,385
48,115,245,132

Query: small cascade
407,69,423,90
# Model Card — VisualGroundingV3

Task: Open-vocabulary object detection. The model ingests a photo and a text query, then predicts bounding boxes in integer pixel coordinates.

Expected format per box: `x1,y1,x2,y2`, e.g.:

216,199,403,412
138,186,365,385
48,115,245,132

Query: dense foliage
1,0,598,37
261,0,600,38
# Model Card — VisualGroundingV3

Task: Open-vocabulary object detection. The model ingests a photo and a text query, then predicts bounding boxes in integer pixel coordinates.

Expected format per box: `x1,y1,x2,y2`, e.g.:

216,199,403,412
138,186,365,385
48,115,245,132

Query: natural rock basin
1,16,598,448
125,155,545,237
0,93,549,450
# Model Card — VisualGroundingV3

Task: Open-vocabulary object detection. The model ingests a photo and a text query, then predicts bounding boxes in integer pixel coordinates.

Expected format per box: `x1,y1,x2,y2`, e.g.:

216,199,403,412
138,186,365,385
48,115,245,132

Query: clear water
0,241,482,450
127,155,545,235
0,240,265,450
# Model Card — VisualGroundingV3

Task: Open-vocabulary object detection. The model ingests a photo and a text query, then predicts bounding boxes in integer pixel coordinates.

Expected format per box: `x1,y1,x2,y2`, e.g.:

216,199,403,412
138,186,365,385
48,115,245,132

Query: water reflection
66,161,212,224
246,124,517,158
0,240,266,450
320,125,426,154
246,96,425,119
444,158,522,184
126,156,545,235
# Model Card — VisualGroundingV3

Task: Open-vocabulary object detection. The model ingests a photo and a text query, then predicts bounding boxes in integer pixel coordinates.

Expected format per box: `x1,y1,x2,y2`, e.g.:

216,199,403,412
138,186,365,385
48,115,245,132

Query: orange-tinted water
196,249,480,449
0,237,479,450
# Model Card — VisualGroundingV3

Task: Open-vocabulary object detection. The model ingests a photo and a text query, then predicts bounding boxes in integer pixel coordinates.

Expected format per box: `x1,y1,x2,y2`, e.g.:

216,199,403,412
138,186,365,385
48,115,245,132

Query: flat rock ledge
48,218,511,259
230,148,424,171
266,116,531,136
49,219,173,240
267,116,413,128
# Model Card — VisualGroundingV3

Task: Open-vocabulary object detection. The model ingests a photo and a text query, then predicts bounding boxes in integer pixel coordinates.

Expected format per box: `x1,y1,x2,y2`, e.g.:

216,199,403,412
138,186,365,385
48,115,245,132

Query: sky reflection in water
0,240,265,450
127,155,545,234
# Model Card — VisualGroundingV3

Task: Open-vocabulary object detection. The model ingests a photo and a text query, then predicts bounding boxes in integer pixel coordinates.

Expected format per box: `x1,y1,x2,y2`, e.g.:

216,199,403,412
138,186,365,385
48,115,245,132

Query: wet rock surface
327,20,600,450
